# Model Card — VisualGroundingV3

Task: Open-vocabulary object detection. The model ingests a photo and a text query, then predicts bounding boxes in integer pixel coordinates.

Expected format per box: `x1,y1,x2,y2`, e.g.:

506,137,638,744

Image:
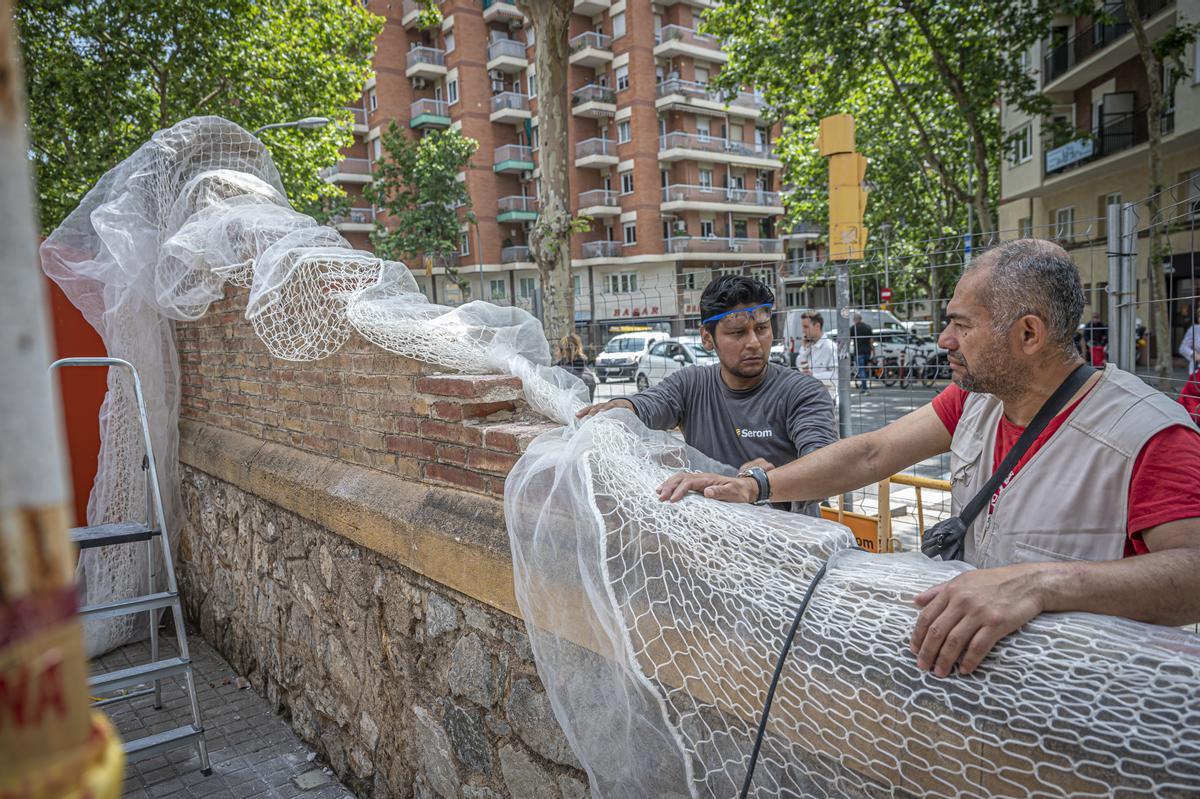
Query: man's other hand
910,564,1047,677
575,398,635,420
656,472,757,504
738,458,775,473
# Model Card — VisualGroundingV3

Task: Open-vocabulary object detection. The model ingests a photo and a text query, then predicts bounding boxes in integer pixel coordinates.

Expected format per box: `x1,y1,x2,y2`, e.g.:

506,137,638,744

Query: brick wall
177,285,554,500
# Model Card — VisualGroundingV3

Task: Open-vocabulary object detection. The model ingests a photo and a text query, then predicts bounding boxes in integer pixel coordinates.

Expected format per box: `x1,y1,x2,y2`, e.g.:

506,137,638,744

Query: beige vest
949,365,1196,568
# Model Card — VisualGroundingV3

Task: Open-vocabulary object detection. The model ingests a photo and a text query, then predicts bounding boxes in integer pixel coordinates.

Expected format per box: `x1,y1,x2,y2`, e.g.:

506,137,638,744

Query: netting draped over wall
42,117,1200,797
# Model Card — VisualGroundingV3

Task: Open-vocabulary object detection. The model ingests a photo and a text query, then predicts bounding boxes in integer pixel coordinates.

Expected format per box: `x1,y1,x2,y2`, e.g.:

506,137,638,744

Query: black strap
922,362,1096,561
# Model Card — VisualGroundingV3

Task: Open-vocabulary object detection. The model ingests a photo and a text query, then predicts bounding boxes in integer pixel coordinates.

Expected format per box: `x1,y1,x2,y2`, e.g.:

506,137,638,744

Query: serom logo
735,427,773,439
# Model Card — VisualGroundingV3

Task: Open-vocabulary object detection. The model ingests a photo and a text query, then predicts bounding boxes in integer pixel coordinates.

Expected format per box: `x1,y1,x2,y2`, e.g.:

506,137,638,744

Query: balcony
653,25,726,62
781,221,823,240
410,98,451,128
573,0,610,14
660,184,784,215
578,189,619,217
483,0,524,24
497,195,539,222
655,78,765,118
490,92,532,124
330,206,377,232
574,137,618,169
667,237,784,258
319,157,373,184
401,0,437,28
1044,107,1173,177
493,144,535,174
406,46,447,80
657,131,781,168
346,105,368,133
571,84,616,118
486,38,528,73
1043,0,1175,92
660,0,713,6
568,31,613,68
581,240,621,259
501,245,532,264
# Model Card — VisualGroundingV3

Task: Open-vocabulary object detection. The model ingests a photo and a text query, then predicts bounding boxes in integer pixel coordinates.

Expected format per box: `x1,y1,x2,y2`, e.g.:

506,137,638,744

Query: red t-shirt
932,383,1200,556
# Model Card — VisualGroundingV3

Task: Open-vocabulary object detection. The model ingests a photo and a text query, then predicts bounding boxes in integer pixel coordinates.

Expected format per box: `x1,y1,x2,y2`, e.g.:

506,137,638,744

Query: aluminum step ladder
50,357,211,775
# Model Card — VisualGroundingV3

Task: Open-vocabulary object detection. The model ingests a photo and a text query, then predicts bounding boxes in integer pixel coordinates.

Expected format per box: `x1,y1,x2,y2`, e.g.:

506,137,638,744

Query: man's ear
1017,314,1046,355
700,326,714,350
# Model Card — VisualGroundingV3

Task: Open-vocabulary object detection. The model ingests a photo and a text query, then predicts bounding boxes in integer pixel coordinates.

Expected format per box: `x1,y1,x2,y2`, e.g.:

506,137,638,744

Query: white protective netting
42,117,1200,796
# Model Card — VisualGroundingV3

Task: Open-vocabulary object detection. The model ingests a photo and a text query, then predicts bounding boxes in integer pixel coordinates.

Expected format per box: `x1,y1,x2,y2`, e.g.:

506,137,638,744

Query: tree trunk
519,0,575,349
1125,0,1170,387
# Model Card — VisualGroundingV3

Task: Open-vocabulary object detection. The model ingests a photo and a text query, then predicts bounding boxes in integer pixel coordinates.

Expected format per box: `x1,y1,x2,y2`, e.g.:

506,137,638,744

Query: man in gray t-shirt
577,275,836,514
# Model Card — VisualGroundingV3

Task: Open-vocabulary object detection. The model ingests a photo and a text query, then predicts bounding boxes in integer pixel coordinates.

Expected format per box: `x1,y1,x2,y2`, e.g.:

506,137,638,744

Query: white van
594,331,668,383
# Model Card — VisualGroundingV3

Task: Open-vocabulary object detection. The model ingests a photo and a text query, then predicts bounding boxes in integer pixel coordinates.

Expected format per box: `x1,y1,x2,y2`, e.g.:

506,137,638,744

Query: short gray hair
968,239,1084,357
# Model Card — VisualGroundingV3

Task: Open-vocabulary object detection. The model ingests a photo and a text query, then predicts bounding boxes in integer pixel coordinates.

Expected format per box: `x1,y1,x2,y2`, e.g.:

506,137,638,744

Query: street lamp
252,116,332,137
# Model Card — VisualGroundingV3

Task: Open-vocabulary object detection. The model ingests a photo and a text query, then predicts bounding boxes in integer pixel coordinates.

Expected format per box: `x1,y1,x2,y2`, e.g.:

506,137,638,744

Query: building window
448,79,459,105
373,137,383,160
620,171,634,195
573,274,583,296
1054,206,1074,241
607,272,638,293
531,126,540,151
1009,123,1032,165
616,65,630,92
695,65,709,85
460,231,470,256
696,119,710,140
519,277,536,299
681,272,697,291
698,169,712,189
617,120,631,143
445,31,455,53
489,279,507,301
751,267,774,286
729,123,743,142
1018,217,1032,238
1187,169,1200,217
369,90,378,112
623,222,637,246
612,11,626,39
527,68,537,98
733,219,748,239
700,219,714,238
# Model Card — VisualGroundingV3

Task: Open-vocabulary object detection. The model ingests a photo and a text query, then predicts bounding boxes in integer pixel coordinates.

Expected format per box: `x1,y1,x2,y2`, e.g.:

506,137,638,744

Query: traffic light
818,114,868,261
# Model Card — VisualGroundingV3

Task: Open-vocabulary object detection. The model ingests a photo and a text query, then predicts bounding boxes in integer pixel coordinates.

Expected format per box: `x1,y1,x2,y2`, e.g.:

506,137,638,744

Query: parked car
594,331,668,383
634,336,716,390
769,343,789,366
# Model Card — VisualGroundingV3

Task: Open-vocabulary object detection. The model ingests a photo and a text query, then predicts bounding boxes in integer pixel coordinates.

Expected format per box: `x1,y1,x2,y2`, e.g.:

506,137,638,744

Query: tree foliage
18,0,382,233
367,124,478,275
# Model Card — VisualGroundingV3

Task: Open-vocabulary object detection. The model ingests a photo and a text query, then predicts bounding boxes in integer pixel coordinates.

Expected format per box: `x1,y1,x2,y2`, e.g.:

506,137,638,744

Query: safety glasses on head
702,303,774,329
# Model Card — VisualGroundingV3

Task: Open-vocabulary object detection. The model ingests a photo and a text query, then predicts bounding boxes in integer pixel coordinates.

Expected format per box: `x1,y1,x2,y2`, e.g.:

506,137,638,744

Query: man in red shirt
656,239,1200,679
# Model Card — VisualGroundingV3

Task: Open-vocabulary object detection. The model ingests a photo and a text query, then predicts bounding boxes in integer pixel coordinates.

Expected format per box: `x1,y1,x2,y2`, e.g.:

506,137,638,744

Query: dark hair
801,310,824,328
699,274,774,334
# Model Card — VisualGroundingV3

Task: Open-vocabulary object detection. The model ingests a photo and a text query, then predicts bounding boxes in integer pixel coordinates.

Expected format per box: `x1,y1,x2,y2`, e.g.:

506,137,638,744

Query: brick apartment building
999,0,1200,355
328,0,822,344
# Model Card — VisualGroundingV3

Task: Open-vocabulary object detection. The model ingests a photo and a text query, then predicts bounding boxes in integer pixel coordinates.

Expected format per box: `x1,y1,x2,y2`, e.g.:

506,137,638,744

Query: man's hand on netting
575,398,635,419
738,458,775,472
657,472,756,504
909,565,1046,678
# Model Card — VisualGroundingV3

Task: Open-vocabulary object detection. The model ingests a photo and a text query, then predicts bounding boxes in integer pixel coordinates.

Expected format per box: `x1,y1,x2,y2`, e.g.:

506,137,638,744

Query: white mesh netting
41,117,1200,796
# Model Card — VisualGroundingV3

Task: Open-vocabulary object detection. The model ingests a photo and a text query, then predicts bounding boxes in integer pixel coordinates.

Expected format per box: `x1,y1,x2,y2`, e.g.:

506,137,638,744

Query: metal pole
965,160,973,267
1107,202,1123,369
835,261,853,511
1120,202,1138,372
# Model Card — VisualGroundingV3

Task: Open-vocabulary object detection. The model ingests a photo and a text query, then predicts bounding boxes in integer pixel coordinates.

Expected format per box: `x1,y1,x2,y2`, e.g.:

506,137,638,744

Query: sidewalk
92,630,354,799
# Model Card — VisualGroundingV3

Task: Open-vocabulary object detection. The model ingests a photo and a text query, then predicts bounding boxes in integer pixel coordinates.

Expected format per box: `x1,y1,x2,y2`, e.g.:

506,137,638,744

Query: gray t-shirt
627,363,837,514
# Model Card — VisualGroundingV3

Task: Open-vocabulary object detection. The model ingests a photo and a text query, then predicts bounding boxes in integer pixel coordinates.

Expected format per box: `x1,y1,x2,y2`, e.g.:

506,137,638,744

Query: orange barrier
820,472,952,552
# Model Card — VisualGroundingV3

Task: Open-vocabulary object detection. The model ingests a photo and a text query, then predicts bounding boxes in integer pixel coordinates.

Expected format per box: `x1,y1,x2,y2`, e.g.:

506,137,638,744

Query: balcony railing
494,144,533,164
655,78,764,109
406,46,446,71
487,38,526,61
346,106,367,126
411,98,449,118
330,207,377,225
578,189,618,208
319,157,373,179
572,84,616,105
654,24,720,49
1043,0,1173,83
569,31,612,52
501,245,531,263
498,195,539,213
662,184,782,206
1044,106,1173,175
491,92,530,114
575,137,616,159
658,131,774,159
667,237,783,254
582,240,621,259
483,0,519,11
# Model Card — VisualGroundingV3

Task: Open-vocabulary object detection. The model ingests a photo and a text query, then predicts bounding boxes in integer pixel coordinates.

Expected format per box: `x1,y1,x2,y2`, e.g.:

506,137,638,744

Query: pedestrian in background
1179,319,1200,375
849,313,874,392
1083,312,1108,367
798,311,838,401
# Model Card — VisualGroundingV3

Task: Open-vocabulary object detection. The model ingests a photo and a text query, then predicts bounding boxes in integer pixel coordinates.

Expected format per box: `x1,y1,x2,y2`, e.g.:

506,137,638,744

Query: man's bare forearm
1033,549,1200,626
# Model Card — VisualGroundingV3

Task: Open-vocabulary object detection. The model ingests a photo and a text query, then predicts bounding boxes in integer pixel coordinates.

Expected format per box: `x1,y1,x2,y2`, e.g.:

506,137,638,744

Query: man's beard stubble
951,342,1023,398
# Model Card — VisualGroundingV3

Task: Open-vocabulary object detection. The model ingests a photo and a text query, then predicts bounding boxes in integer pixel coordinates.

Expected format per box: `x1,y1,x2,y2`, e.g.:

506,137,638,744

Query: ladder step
89,657,190,695
80,591,178,621
124,724,205,762
70,521,160,549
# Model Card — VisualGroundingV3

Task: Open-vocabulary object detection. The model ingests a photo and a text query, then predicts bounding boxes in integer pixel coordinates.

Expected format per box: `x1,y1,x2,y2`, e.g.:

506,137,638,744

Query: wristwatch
737,466,772,506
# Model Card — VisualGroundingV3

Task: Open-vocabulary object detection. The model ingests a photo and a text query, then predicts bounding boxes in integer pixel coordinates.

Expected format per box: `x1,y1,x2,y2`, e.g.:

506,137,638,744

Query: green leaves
19,0,382,233
367,124,478,269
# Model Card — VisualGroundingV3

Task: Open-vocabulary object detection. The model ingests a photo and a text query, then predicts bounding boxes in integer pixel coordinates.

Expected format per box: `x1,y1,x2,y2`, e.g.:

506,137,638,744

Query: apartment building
329,0,814,343
998,0,1200,354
